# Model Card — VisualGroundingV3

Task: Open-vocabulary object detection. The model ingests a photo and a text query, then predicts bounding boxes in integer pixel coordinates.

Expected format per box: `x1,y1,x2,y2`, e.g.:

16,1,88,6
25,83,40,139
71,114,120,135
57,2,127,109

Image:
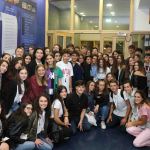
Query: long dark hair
34,93,51,117
54,85,67,113
6,57,23,80
97,58,107,72
17,66,28,94
86,81,95,94
96,79,108,94
135,90,150,106
13,102,33,118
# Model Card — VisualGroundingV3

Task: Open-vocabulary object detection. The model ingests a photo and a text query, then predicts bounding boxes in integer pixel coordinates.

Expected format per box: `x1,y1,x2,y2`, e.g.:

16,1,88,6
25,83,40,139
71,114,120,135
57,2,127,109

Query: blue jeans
15,141,35,150
71,116,91,134
35,141,53,150
96,105,109,121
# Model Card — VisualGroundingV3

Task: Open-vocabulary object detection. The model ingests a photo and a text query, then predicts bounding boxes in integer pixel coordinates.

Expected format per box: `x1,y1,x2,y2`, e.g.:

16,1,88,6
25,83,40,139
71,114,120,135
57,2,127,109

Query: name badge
49,89,54,95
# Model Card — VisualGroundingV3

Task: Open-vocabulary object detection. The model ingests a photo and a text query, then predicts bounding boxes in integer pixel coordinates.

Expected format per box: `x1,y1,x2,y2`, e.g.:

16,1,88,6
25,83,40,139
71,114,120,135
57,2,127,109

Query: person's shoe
101,121,106,129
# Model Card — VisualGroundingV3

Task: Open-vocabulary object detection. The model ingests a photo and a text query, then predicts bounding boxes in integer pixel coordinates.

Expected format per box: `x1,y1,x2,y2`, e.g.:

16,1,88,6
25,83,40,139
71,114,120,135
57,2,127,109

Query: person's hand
88,111,93,116
94,105,99,114
64,117,70,128
78,121,83,131
107,115,112,123
35,139,43,146
126,122,133,128
46,137,53,144
120,117,127,126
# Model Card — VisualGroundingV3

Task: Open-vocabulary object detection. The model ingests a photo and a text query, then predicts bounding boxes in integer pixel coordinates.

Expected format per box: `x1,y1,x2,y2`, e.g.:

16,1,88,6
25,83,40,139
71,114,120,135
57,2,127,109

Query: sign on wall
0,0,45,55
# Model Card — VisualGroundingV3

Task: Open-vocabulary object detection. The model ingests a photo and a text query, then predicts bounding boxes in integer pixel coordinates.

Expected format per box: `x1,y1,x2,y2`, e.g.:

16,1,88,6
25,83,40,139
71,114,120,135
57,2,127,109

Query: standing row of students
0,44,149,149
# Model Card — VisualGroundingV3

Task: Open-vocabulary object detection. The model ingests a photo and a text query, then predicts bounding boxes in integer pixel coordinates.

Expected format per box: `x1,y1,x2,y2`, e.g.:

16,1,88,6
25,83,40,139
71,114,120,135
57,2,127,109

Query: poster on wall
0,12,18,55
0,0,45,55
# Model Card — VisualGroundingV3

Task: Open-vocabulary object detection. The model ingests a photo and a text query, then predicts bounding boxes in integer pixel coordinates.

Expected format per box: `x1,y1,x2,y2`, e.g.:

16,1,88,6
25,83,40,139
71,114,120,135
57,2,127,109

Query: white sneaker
101,121,106,129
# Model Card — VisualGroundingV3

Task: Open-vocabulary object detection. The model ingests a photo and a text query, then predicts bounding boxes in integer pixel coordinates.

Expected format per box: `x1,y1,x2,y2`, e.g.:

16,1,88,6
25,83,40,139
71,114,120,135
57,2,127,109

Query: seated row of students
1,78,150,150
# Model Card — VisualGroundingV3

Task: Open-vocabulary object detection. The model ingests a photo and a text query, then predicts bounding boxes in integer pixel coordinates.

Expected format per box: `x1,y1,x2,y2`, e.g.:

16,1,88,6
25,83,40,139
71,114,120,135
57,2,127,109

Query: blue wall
0,0,45,54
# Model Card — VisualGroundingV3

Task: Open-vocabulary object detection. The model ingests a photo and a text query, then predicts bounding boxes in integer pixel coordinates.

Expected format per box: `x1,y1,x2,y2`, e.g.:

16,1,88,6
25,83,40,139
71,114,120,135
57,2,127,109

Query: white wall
133,0,150,31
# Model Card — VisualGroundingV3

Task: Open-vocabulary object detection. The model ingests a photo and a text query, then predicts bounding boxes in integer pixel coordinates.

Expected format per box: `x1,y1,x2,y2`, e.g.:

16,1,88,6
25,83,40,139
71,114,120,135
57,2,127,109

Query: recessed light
80,12,84,15
106,3,112,7
89,21,93,23
74,5,77,8
106,18,112,23
114,20,118,23
116,25,120,28
82,14,86,16
110,11,115,16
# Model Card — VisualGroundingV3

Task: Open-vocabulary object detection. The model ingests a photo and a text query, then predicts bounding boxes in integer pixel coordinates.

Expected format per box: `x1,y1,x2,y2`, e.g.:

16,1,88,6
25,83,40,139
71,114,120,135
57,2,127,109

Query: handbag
50,121,64,143
85,111,97,126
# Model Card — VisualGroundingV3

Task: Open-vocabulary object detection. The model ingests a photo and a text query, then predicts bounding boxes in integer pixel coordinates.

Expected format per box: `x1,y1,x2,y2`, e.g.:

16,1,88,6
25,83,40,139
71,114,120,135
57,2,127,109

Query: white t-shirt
94,67,110,81
51,99,63,118
124,89,138,120
110,89,129,117
56,61,73,93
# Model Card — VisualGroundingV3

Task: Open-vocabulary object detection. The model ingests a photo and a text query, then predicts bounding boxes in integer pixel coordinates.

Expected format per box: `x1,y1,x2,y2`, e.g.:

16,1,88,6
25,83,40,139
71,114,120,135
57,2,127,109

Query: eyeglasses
26,107,33,110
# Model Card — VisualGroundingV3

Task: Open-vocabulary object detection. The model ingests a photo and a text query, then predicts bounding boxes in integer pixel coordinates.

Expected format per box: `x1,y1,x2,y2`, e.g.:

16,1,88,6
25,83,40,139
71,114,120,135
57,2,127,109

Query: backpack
110,90,124,100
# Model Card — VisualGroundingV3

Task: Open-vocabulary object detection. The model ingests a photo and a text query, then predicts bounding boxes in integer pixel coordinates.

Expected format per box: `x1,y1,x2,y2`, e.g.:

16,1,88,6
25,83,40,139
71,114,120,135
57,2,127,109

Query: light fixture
106,3,112,7
95,25,98,28
105,18,112,23
74,5,77,8
110,11,115,16
116,25,120,28
114,20,118,23
82,14,86,16
80,12,84,15
89,21,93,23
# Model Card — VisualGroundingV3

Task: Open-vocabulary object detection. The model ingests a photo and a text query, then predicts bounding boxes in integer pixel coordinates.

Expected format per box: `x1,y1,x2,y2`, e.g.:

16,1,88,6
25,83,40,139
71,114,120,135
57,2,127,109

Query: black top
65,92,88,119
132,74,148,95
94,91,109,107
28,59,38,77
6,113,29,148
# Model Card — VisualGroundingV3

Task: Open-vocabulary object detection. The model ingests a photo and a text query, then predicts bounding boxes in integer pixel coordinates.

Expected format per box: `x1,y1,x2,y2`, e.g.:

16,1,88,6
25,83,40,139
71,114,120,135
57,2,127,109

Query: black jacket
28,60,38,77
27,111,50,141
1,79,17,114
6,113,29,148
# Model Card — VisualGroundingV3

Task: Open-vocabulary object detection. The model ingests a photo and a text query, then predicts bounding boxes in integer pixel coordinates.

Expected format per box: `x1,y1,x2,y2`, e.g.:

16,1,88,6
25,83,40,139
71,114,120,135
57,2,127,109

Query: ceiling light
89,21,93,23
80,12,84,15
74,5,77,8
82,14,86,16
95,25,98,28
105,18,112,23
106,3,112,7
110,11,115,16
116,25,120,28
114,20,118,23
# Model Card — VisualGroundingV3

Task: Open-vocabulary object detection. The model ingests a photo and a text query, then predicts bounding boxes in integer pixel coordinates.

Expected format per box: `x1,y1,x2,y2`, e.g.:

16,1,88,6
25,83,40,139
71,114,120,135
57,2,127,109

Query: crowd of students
0,43,150,150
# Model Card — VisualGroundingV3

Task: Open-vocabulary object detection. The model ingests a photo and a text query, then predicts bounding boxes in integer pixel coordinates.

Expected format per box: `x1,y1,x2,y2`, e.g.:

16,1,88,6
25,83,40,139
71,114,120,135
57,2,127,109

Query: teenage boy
71,51,84,89
107,80,131,128
65,80,91,134
123,81,138,121
56,49,73,93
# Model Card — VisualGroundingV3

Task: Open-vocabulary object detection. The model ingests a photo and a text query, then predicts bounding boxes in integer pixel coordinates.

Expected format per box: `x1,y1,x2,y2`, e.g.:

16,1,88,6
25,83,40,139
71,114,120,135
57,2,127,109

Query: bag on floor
85,111,97,126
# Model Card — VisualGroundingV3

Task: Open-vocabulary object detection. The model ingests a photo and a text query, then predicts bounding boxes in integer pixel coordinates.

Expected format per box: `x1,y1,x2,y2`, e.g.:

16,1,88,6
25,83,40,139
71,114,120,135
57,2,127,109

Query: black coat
1,79,17,114
28,60,38,77
6,113,29,148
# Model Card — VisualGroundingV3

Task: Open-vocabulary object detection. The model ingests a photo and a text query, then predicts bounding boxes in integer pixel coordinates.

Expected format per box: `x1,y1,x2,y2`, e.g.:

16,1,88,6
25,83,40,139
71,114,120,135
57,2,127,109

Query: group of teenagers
0,43,149,150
